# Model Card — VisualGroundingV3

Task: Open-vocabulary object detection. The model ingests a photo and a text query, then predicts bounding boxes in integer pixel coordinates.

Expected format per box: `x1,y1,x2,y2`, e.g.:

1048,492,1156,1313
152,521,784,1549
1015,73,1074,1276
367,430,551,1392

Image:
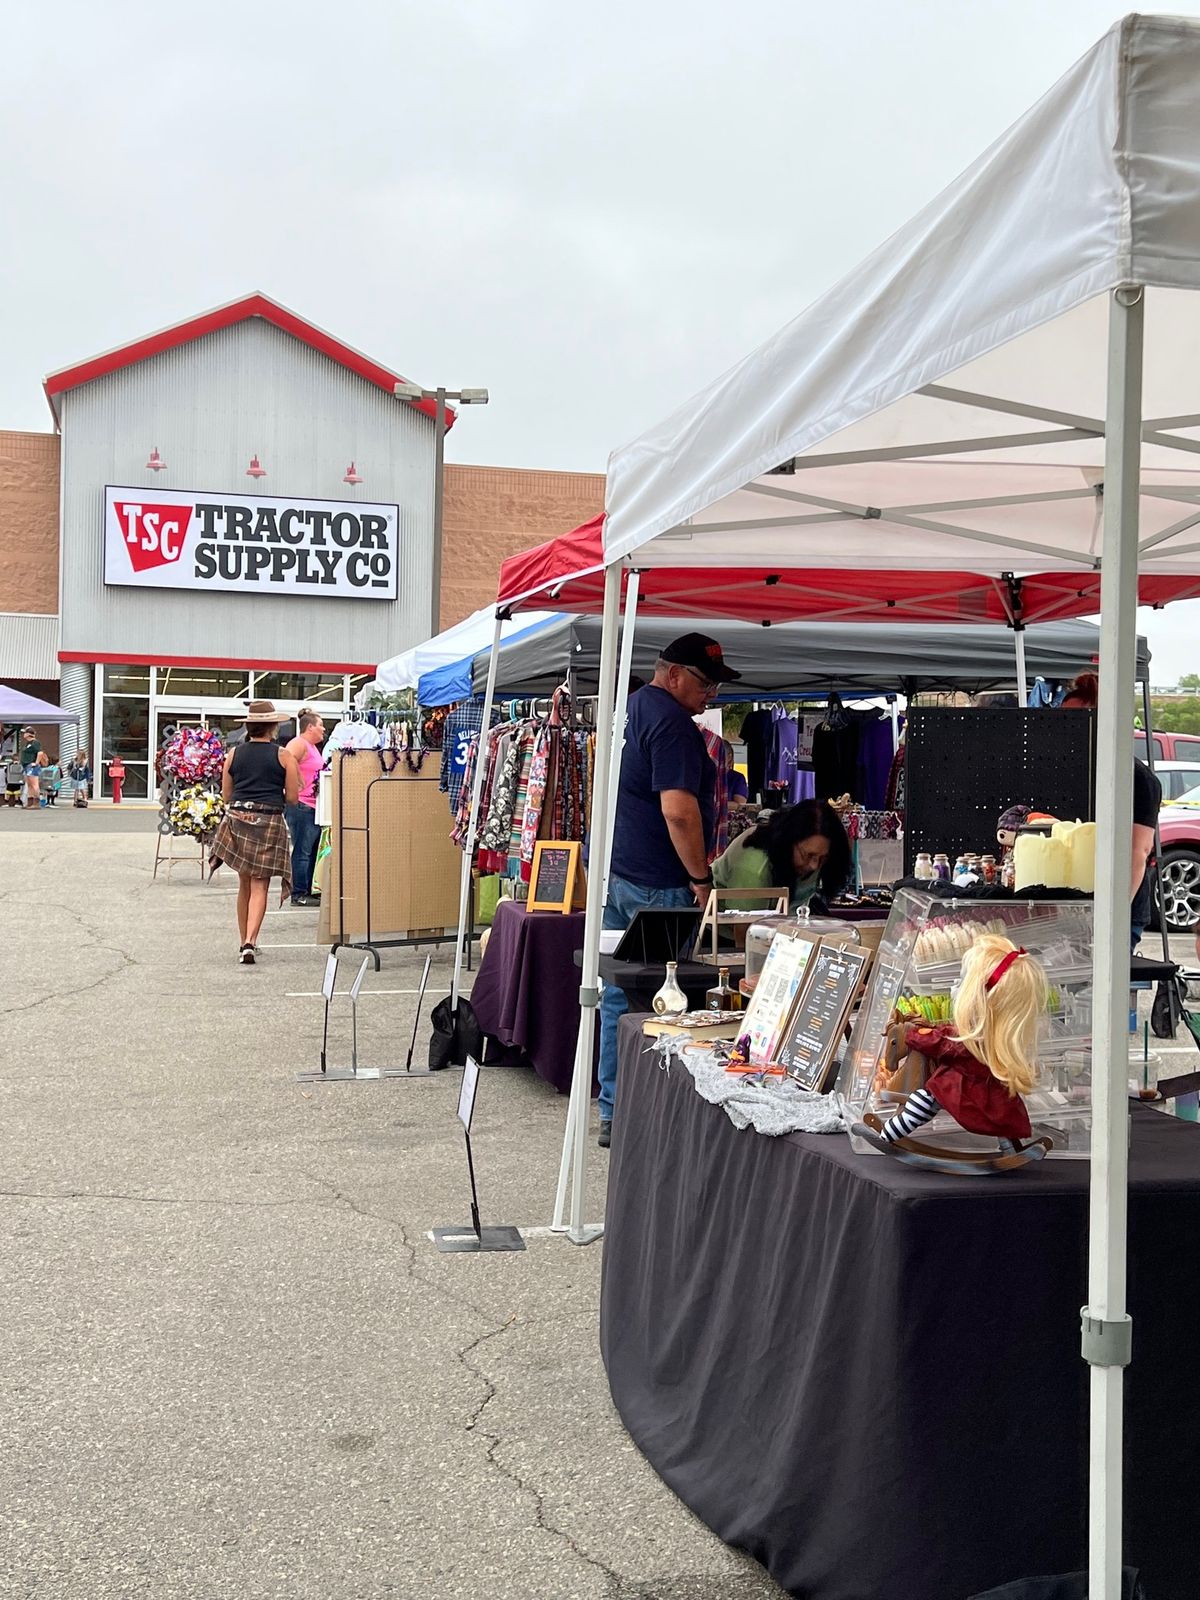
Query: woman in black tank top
211,701,300,963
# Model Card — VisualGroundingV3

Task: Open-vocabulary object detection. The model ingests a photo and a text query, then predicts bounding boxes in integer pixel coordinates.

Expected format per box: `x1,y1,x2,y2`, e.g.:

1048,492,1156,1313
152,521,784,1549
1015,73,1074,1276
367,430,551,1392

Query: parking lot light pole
394,382,489,634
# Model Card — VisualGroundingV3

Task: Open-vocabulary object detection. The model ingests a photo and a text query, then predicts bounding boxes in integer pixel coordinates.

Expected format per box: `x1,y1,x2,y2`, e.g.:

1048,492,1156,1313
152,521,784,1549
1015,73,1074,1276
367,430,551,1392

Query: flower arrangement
162,727,226,783
168,784,225,838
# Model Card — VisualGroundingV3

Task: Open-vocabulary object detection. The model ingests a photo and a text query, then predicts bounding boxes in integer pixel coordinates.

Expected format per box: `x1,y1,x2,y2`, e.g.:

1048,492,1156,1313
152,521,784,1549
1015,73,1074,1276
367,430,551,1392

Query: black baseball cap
660,632,741,684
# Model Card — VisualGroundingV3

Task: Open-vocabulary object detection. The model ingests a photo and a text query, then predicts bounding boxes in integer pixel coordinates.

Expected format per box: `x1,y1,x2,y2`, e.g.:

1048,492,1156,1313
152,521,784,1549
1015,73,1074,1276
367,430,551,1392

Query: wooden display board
319,752,463,946
774,944,871,1092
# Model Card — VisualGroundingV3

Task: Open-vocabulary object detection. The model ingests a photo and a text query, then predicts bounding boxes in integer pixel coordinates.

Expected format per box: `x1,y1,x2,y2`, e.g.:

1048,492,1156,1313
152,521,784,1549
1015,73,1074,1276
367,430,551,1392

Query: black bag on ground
428,996,484,1070
1152,973,1187,1039
969,1568,1142,1599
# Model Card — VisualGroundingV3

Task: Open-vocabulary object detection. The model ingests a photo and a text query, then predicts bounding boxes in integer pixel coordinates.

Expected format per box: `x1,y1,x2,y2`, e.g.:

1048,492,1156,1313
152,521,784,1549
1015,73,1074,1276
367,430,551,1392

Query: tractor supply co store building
0,295,604,797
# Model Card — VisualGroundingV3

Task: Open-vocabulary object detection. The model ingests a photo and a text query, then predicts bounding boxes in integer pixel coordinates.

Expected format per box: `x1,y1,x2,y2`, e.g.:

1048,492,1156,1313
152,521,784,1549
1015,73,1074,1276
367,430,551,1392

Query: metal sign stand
432,1058,525,1253
381,953,439,1079
297,952,381,1081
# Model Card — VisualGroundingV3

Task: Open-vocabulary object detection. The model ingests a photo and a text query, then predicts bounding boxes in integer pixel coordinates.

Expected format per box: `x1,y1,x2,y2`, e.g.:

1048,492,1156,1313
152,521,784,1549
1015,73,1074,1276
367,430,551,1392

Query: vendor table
470,898,597,1095
601,1015,1200,1600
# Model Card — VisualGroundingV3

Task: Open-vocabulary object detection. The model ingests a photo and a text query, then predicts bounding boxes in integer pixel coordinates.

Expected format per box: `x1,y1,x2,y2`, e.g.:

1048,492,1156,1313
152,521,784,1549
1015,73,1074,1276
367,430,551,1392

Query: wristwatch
689,871,715,887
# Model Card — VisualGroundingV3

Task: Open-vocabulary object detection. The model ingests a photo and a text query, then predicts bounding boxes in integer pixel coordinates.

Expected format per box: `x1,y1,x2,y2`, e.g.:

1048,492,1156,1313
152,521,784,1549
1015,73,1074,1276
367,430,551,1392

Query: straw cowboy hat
243,700,282,726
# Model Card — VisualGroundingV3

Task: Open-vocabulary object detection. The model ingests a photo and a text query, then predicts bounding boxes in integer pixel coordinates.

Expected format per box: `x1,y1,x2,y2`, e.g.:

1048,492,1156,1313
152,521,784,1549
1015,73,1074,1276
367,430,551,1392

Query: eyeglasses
682,665,720,696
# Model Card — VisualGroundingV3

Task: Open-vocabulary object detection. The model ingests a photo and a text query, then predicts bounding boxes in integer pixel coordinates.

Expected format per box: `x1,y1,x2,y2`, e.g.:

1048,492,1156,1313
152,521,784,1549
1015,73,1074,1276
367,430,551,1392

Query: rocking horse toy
852,933,1054,1175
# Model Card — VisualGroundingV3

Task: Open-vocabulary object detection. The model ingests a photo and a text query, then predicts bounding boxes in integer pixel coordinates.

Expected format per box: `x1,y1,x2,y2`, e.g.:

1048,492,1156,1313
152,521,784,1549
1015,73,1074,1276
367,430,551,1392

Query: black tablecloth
470,899,597,1095
600,1015,1200,1600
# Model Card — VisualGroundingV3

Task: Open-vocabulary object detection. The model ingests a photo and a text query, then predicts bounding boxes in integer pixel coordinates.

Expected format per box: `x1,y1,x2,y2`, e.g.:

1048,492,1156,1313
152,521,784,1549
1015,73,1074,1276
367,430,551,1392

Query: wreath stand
153,828,209,881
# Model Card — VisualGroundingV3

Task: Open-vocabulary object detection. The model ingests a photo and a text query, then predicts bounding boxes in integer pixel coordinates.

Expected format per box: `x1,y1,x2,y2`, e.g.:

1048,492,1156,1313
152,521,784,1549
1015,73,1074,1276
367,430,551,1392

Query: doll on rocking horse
853,933,1054,1174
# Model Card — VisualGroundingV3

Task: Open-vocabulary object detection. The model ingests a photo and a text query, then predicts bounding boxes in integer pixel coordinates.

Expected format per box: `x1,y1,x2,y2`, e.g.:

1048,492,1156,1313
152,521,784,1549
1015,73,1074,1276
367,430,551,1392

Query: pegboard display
904,708,1095,873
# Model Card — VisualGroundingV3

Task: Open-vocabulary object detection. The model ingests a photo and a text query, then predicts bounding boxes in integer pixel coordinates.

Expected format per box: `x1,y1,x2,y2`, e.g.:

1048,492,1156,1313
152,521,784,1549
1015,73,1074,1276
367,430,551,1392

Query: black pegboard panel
904,708,1095,873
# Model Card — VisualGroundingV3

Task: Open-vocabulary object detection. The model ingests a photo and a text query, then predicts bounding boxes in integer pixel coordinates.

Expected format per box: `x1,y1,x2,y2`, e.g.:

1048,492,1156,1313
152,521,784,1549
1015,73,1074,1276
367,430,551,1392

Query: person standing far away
596,633,741,1148
283,709,326,907
210,701,300,965
20,727,42,810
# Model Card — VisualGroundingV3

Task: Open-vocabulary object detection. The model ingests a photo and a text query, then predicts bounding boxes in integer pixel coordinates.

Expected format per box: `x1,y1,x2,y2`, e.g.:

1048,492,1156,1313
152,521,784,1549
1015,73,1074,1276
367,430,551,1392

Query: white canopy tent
551,17,1200,1597
371,604,560,696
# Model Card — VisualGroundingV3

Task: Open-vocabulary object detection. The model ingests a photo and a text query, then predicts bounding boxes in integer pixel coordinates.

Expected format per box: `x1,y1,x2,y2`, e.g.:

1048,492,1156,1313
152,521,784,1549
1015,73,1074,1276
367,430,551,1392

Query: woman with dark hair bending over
712,798,851,911
210,700,300,964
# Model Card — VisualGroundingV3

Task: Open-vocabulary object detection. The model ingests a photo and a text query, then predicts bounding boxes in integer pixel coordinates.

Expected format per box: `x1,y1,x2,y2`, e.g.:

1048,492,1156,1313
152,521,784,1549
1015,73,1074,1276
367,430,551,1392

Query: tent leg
1014,626,1028,708
601,571,640,910
1087,284,1143,1600
889,697,900,755
551,563,623,1243
451,615,503,1012
1140,676,1173,966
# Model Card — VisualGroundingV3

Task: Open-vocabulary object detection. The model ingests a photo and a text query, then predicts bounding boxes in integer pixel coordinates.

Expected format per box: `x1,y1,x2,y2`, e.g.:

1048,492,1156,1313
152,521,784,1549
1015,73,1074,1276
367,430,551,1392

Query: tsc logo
114,500,193,573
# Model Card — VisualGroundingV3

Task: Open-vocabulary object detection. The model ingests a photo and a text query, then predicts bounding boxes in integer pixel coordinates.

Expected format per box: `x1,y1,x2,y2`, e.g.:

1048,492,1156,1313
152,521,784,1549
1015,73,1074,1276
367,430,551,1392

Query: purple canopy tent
0,685,79,726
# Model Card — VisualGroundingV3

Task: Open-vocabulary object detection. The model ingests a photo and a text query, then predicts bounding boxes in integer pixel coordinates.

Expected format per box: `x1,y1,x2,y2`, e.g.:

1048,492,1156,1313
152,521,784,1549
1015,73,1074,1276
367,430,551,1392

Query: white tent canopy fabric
554,18,1200,1597
605,16,1200,589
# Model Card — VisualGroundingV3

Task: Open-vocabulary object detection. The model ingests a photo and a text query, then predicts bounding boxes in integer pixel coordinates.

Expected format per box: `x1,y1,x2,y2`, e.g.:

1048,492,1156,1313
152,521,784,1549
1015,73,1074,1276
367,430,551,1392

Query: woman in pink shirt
284,710,326,906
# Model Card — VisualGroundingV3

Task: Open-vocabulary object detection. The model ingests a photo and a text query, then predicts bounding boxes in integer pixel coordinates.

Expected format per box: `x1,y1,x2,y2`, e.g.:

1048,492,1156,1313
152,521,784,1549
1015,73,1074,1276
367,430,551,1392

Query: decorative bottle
652,961,688,1016
705,966,742,1013
933,853,951,882
913,852,934,882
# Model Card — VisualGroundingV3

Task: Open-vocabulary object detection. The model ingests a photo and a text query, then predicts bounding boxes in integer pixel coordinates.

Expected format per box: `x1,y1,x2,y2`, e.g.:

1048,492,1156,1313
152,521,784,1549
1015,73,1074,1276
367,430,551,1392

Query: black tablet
611,907,703,964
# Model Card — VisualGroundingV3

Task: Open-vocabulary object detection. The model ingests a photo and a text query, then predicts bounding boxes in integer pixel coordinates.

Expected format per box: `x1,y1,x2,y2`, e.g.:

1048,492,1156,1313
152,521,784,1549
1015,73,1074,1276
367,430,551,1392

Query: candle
1051,820,1096,893
1014,832,1070,890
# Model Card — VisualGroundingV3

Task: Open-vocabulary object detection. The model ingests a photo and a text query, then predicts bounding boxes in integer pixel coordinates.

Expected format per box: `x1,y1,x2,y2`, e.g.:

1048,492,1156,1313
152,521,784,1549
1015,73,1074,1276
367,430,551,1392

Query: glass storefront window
254,672,346,702
104,664,151,695
156,667,252,698
102,697,150,761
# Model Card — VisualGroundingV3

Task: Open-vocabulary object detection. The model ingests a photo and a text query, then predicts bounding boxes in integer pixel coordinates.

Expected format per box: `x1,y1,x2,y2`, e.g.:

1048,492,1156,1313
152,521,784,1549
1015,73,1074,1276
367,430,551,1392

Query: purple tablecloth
470,899,598,1095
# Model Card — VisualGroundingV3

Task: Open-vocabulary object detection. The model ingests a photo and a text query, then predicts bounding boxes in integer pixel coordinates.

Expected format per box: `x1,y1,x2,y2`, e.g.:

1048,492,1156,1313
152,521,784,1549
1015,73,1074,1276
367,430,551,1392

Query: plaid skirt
210,808,292,901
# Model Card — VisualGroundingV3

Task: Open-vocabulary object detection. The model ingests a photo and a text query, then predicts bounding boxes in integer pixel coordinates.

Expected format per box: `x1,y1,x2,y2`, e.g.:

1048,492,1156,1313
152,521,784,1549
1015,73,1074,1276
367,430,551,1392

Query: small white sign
321,952,338,1001
103,485,400,602
457,1056,481,1132
349,955,371,1001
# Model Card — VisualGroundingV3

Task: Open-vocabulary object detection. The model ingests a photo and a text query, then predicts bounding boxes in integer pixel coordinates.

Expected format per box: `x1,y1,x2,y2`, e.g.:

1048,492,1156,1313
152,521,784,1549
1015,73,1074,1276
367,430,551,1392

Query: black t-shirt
1133,758,1162,830
1132,758,1162,927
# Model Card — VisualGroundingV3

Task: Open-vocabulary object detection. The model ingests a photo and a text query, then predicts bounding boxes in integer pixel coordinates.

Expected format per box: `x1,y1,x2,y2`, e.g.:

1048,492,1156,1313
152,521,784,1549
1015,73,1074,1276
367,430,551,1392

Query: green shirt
711,831,820,913
20,740,41,768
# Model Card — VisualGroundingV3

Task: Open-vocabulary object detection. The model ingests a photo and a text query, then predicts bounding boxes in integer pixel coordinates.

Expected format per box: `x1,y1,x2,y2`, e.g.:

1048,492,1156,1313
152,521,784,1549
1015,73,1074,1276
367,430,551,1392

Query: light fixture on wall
146,447,166,471
245,454,267,479
343,461,363,485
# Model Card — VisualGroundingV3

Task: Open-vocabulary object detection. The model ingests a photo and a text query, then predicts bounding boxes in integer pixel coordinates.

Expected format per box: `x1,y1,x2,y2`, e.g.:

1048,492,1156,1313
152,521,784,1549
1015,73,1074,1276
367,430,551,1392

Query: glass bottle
652,961,688,1016
705,965,742,1013
981,853,997,885
933,853,951,881
913,851,934,882
952,854,969,883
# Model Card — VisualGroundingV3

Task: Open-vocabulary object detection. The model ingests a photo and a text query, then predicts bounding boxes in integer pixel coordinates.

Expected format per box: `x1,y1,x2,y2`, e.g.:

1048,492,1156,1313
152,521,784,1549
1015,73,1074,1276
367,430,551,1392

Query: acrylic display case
835,889,1094,1158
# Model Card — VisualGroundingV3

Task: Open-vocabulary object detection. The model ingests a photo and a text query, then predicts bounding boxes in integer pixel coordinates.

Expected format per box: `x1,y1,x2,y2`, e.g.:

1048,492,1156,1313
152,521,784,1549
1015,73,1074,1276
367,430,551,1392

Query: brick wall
0,430,59,613
440,464,605,629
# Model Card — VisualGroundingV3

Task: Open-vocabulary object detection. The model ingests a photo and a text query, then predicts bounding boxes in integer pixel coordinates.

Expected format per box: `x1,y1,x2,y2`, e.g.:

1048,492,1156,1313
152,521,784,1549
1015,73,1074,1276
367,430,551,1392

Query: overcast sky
3,1,1198,681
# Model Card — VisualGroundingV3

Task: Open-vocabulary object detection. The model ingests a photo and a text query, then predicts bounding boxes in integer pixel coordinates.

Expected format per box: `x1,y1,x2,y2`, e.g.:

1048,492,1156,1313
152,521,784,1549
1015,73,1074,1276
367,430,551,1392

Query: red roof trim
43,293,455,430
59,650,375,674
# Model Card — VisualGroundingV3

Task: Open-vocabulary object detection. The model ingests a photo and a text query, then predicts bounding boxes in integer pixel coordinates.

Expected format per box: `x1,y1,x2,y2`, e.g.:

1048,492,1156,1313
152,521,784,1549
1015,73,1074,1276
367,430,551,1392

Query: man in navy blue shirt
598,632,740,1146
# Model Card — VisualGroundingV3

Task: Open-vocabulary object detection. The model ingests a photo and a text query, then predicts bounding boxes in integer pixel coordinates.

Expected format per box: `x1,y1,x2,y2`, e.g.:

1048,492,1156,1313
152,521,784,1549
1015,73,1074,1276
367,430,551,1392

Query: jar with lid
652,961,688,1016
705,966,742,1012
933,853,951,881
952,855,970,884
913,851,934,882
981,853,997,885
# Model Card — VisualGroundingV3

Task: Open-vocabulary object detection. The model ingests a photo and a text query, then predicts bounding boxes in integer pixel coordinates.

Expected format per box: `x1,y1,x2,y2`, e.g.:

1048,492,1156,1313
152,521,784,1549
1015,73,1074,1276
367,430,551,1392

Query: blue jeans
598,873,694,1122
286,802,320,898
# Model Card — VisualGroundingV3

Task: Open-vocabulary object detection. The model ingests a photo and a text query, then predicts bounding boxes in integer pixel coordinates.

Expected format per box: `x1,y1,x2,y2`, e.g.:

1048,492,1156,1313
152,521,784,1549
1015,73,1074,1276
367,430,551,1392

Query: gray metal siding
0,612,59,678
59,320,435,666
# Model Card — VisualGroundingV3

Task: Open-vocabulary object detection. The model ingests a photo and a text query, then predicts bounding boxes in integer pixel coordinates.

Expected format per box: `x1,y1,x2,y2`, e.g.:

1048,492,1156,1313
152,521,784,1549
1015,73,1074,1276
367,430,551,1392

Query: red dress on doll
897,1022,1032,1142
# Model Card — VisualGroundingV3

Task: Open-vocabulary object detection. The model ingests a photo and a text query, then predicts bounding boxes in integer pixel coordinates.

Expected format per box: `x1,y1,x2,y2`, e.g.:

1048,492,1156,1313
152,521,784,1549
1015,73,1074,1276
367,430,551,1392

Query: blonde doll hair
952,933,1047,1097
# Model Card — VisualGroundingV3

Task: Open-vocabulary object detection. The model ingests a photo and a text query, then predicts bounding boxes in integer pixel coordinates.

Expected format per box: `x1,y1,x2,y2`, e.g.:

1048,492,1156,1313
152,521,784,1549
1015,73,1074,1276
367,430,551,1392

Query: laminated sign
103,485,400,601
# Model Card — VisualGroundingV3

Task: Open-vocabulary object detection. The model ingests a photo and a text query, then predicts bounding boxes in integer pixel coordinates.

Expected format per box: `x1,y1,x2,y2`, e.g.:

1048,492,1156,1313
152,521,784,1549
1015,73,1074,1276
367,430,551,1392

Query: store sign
103,486,400,601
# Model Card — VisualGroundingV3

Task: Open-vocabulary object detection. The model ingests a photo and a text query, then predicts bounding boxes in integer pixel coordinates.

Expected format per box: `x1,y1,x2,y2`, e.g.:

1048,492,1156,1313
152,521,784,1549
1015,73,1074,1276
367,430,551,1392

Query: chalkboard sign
777,944,870,1092
528,840,584,913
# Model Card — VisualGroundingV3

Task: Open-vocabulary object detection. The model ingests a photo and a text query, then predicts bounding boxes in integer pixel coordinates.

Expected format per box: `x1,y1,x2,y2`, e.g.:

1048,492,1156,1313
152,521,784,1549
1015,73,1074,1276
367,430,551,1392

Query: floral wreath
162,726,226,783
168,784,226,839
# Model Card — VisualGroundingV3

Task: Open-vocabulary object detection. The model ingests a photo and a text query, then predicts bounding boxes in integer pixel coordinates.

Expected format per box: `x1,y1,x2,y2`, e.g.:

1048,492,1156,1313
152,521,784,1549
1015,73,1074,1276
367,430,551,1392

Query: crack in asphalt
0,899,139,1018
0,1189,326,1207
458,1314,624,1593
302,1170,623,1591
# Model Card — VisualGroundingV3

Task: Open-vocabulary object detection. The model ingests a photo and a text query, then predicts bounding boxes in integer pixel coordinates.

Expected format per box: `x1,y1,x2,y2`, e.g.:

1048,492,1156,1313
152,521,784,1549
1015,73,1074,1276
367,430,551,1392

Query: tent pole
450,614,504,1012
1014,626,1028,707
601,571,641,909
1087,284,1143,1600
1140,676,1172,966
889,696,900,754
551,563,622,1243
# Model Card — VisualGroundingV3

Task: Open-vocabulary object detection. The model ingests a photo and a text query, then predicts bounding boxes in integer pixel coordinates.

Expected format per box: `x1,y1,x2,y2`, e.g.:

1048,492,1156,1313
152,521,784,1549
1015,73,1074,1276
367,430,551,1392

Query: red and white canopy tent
477,18,1200,1596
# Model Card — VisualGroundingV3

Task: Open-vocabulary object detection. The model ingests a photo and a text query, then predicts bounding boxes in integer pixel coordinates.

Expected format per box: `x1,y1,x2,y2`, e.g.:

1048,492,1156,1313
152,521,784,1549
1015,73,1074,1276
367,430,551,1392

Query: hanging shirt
610,686,716,889
440,703,499,814
740,709,775,803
